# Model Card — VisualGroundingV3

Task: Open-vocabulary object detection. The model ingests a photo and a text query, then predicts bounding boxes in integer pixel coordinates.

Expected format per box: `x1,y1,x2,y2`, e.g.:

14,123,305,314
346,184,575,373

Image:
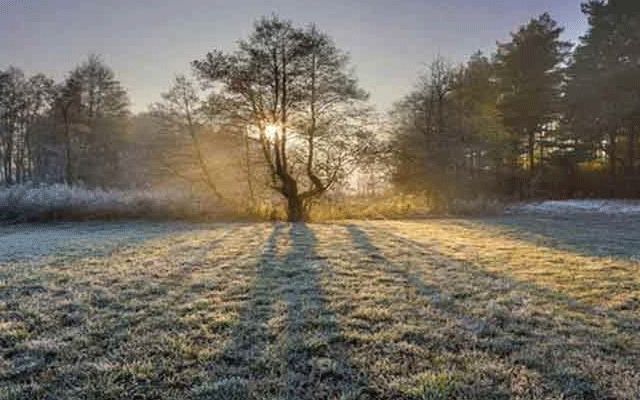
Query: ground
1,208,639,399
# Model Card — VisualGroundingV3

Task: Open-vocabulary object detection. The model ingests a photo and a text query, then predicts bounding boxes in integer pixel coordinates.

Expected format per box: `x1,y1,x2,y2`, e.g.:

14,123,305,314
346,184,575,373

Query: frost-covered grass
0,184,232,223
511,199,640,215
483,213,640,260
0,221,205,263
498,199,640,259
1,217,639,399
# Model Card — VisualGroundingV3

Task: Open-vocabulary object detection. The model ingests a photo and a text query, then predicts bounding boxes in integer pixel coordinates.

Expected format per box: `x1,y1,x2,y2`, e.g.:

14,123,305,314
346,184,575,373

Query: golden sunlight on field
1,218,639,399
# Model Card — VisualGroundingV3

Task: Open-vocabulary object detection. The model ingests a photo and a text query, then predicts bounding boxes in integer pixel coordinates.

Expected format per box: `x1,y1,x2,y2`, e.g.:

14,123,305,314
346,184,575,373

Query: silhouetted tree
0,67,54,185
568,0,640,187
390,54,507,198
389,56,457,193
450,51,507,169
63,55,129,188
52,77,82,185
193,15,371,221
150,75,226,201
495,13,572,177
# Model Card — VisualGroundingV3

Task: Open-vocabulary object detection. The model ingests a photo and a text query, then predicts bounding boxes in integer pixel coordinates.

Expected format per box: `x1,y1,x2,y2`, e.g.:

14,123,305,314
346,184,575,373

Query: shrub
0,183,241,223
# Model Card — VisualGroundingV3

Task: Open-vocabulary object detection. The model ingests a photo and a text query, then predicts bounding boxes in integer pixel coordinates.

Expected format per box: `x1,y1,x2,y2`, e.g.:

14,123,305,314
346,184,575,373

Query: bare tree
62,55,130,188
389,56,460,195
193,15,371,221
150,75,224,201
0,67,55,185
52,78,82,185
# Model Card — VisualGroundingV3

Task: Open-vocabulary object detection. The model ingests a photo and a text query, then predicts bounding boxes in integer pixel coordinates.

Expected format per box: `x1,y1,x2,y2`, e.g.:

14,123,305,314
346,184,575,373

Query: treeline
391,1,640,200
0,55,249,202
0,55,130,188
2,1,639,213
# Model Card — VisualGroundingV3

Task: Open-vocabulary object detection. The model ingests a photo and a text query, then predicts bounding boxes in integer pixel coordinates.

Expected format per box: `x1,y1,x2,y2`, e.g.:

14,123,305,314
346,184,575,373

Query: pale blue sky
1,0,588,113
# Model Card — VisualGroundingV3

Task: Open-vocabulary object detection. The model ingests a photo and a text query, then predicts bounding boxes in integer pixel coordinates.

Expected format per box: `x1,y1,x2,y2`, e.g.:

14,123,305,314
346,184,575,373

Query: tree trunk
6,135,13,185
528,130,535,172
626,123,636,178
539,136,544,170
636,124,640,178
283,176,305,222
286,193,305,222
64,113,73,186
243,129,255,207
607,130,617,197
2,152,8,185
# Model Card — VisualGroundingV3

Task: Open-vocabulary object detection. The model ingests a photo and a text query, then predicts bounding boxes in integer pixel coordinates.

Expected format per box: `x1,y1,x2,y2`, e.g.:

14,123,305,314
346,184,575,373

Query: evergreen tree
569,1,640,181
495,13,572,175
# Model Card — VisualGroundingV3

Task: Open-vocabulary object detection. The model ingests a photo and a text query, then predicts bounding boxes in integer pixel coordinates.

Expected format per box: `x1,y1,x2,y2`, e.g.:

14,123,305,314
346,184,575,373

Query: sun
265,125,278,141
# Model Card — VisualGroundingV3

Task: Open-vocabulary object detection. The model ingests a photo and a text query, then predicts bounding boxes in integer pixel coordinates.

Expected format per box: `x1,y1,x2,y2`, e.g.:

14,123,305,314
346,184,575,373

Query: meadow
1,211,639,399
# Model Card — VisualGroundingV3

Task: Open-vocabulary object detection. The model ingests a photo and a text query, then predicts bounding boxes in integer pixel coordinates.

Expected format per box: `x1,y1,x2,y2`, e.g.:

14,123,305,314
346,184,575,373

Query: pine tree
495,13,572,175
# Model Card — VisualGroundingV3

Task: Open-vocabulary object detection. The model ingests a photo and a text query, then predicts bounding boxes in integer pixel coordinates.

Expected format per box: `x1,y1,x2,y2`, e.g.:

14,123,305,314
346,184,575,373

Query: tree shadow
0,220,219,266
213,223,284,394
349,224,638,326
343,224,635,399
279,223,373,399
475,213,640,260
0,224,249,398
212,223,373,400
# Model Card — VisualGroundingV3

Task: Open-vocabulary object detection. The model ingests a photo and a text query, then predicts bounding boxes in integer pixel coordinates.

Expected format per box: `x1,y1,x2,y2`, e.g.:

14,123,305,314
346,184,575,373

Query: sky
1,0,589,114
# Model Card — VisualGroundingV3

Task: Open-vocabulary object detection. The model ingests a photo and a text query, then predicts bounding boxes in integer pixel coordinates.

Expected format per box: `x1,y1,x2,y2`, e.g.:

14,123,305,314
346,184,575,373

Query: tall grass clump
0,183,238,223
307,192,506,221
306,192,439,221
446,196,506,216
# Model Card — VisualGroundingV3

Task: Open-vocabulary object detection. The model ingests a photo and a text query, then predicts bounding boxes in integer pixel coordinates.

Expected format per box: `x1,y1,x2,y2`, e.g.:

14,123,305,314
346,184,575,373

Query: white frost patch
513,199,640,214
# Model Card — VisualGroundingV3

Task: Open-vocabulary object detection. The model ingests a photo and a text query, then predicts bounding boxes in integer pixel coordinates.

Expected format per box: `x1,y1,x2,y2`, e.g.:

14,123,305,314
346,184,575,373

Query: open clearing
1,213,639,399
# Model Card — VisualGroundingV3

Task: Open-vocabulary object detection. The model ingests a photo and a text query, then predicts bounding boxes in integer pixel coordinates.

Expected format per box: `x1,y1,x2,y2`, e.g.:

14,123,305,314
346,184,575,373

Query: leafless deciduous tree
193,15,372,221
150,75,225,201
50,55,130,188
0,67,54,185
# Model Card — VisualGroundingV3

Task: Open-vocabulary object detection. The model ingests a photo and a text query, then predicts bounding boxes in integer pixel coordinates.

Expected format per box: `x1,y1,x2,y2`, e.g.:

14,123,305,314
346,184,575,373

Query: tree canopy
193,15,372,221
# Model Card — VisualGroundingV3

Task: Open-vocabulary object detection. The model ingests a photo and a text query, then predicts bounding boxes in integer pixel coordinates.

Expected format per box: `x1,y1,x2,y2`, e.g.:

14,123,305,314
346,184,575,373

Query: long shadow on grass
211,223,284,396
0,220,209,265
344,224,633,399
346,224,636,327
212,223,373,400
476,213,640,260
279,223,372,400
0,224,241,398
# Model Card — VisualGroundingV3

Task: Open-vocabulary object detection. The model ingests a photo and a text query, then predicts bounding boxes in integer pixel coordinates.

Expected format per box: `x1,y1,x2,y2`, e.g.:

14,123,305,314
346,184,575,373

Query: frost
0,221,190,263
0,183,202,222
509,199,640,215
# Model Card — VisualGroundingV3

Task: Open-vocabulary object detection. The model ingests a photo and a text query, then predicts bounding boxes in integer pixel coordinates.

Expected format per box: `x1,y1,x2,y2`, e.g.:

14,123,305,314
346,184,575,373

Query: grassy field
1,215,639,399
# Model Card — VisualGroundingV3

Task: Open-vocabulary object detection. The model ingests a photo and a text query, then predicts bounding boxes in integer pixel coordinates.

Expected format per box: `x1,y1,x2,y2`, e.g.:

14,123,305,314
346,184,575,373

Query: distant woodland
1,1,639,220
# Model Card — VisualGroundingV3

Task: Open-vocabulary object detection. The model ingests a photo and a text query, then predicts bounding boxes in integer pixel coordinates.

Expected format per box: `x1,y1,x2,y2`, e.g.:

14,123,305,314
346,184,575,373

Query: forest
1,1,639,221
